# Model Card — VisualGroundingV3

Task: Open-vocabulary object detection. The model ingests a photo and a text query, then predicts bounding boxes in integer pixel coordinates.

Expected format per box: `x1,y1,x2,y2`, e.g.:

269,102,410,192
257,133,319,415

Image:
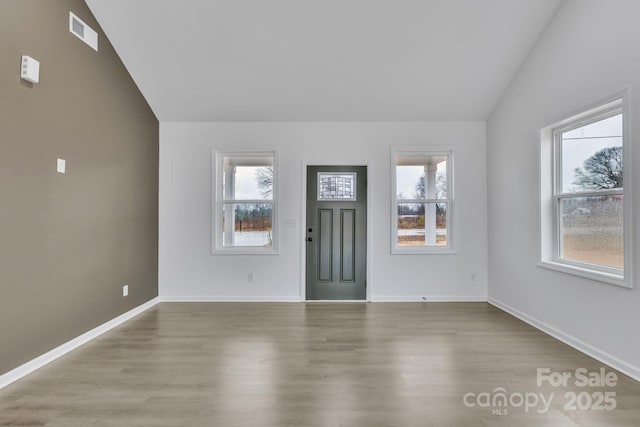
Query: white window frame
390,146,456,254
538,94,633,288
212,150,278,255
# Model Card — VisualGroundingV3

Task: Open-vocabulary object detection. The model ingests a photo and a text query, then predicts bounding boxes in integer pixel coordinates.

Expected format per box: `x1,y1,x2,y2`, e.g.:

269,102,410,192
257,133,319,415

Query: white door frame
300,161,372,301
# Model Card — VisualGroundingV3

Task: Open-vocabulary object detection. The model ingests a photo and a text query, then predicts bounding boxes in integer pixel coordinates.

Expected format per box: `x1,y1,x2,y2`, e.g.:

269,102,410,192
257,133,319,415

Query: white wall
160,122,487,301
487,0,640,379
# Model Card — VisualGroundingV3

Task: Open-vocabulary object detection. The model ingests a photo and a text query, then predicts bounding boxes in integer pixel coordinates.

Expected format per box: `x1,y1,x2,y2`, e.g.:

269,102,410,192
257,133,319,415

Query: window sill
212,248,279,256
537,260,631,289
392,247,458,255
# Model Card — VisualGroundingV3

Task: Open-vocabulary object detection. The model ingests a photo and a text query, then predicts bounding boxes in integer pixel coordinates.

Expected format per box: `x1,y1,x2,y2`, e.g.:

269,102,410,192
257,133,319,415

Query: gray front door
306,166,367,300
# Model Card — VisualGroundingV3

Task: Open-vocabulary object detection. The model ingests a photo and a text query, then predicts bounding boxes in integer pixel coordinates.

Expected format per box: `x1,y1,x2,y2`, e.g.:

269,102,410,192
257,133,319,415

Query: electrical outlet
122,284,128,297
248,273,254,283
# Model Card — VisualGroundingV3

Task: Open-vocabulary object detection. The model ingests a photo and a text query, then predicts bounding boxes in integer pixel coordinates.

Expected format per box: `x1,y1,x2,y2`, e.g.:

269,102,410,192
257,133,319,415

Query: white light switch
56,158,66,174
122,285,129,297
285,218,296,228
21,55,40,84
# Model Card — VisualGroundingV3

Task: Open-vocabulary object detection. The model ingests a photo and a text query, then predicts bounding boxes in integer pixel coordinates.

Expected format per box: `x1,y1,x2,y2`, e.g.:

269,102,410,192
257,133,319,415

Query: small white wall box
21,56,40,84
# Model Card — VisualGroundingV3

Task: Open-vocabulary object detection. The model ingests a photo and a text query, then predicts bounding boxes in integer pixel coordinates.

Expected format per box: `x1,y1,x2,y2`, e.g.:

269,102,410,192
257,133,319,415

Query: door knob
307,237,313,242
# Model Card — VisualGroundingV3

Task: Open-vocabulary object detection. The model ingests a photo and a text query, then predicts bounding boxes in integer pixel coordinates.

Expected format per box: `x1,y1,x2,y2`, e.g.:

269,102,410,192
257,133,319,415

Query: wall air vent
69,12,98,51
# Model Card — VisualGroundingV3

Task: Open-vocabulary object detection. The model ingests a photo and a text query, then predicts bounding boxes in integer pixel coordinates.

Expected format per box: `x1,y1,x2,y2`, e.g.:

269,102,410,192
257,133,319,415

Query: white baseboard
160,296,302,302
372,295,488,302
161,296,488,303
488,297,640,383
0,297,160,390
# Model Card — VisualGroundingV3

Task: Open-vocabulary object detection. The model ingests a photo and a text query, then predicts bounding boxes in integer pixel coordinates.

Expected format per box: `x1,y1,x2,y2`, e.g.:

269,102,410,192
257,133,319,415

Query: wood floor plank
0,302,638,426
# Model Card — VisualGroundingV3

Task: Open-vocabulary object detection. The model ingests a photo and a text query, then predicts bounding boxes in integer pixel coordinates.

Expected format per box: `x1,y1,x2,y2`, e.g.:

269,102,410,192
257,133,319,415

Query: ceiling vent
69,12,98,51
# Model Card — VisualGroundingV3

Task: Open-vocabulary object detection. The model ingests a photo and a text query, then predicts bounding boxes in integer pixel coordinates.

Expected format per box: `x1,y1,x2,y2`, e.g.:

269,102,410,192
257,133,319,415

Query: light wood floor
0,303,638,426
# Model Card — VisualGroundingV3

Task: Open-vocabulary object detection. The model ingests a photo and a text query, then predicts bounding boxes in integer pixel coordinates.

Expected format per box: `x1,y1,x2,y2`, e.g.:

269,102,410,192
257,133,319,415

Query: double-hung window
539,96,632,287
213,151,278,254
391,148,454,254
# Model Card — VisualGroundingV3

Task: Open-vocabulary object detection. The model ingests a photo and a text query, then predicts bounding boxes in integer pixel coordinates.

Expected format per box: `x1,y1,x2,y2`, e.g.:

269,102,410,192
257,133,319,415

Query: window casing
539,95,632,287
213,151,278,254
391,147,455,254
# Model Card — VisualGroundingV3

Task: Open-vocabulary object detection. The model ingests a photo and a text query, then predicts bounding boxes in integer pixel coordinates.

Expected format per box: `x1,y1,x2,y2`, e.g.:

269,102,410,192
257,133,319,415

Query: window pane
561,114,622,193
396,166,424,200
223,157,273,200
318,173,356,200
222,203,273,247
560,195,623,269
397,203,447,247
396,158,447,200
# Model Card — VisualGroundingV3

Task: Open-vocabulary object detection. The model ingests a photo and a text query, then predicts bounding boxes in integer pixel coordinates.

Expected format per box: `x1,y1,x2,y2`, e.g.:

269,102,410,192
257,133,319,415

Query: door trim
300,161,372,301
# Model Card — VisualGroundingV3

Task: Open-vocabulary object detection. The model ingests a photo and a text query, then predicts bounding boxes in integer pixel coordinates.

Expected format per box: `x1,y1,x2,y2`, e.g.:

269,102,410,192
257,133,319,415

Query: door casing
300,162,372,301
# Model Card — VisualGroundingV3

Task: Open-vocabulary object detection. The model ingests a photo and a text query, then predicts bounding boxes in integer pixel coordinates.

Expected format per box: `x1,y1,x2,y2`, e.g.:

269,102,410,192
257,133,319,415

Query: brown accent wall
0,0,158,375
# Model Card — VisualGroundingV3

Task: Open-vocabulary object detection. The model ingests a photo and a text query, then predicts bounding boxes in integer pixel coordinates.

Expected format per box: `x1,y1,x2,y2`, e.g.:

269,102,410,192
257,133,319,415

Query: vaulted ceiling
86,0,562,122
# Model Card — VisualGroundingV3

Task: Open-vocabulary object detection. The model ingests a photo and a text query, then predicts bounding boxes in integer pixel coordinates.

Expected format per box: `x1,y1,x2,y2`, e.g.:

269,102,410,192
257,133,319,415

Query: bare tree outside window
256,166,273,197
573,146,622,190
414,171,447,199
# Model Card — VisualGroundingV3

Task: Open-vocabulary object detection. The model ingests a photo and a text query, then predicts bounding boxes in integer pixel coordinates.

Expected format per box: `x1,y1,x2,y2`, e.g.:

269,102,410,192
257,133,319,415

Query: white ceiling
85,0,562,122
